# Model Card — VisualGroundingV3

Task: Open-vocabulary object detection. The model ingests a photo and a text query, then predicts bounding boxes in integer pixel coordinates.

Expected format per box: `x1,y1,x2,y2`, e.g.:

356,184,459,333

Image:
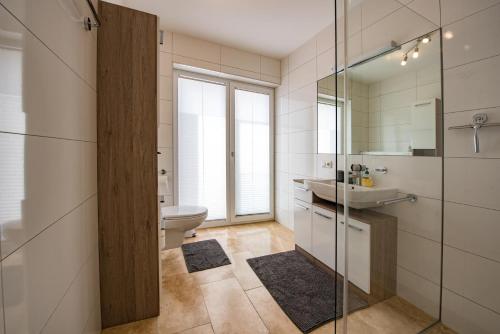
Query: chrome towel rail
448,113,500,153
84,0,101,31
377,194,417,206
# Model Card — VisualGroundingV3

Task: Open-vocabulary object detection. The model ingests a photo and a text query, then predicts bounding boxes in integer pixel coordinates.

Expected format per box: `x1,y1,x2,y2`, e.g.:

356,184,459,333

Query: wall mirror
317,30,442,156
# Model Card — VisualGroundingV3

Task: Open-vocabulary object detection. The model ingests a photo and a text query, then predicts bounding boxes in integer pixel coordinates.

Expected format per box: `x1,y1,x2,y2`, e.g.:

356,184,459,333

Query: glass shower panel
327,28,444,333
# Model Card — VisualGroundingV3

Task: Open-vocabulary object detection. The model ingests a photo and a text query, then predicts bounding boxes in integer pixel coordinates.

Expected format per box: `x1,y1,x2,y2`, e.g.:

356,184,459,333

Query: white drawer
311,205,336,269
293,199,312,252
337,215,371,293
293,183,312,203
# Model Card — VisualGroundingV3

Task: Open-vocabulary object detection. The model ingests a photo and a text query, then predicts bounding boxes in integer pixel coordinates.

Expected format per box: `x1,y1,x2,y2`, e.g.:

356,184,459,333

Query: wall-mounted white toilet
161,205,207,249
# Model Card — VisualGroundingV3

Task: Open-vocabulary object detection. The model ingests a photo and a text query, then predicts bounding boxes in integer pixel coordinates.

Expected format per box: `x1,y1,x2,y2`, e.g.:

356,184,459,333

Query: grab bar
377,194,417,206
84,0,101,31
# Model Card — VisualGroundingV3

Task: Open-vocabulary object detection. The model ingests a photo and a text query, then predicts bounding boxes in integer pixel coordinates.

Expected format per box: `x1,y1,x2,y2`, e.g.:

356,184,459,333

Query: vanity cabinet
337,214,371,293
293,179,397,303
311,206,336,269
294,200,312,252
293,180,313,252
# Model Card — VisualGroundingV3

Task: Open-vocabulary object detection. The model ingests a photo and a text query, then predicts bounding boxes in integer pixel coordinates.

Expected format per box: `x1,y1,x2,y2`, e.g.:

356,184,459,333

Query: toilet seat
162,205,208,220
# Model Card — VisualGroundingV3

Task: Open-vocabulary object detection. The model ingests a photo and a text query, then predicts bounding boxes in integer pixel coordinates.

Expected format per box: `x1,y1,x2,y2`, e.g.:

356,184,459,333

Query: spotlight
401,54,407,66
444,31,454,39
412,47,419,59
422,36,430,44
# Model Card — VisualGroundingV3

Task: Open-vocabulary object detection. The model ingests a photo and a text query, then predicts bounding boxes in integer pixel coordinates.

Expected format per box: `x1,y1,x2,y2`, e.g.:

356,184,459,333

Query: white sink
306,179,398,209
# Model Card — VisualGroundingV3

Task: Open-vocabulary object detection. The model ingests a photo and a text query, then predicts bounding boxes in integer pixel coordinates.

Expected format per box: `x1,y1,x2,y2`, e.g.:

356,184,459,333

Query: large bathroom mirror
317,30,442,156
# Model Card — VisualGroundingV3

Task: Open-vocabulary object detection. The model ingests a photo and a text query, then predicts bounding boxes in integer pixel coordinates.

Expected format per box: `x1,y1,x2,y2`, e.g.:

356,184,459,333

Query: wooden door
97,1,159,328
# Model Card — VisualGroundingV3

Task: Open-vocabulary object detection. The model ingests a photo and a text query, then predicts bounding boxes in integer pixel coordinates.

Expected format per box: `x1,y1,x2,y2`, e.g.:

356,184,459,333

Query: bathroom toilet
161,205,208,249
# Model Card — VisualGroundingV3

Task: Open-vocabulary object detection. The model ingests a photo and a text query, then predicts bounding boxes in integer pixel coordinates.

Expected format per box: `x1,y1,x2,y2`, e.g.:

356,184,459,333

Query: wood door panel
97,1,159,328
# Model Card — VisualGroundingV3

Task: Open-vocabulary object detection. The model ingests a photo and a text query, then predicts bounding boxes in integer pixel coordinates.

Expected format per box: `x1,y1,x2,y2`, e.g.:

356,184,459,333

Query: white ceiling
107,0,335,58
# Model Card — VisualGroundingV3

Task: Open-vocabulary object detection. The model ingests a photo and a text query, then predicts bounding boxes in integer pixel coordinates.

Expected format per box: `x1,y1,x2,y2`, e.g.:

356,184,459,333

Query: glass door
230,82,274,223
175,73,274,225
176,74,228,222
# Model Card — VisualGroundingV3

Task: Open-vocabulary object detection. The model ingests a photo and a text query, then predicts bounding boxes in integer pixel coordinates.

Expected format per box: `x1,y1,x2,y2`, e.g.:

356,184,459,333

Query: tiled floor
102,222,455,334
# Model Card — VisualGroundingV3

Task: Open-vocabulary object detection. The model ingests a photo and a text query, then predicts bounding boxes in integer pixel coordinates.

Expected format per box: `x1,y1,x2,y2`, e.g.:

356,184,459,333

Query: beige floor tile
190,265,234,285
231,251,263,290
245,287,301,334
177,324,215,334
200,278,269,334
158,273,210,334
101,317,158,334
161,248,188,278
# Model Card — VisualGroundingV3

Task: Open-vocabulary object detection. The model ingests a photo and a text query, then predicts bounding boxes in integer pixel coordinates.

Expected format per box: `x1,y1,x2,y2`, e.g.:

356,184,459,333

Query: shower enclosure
321,2,445,332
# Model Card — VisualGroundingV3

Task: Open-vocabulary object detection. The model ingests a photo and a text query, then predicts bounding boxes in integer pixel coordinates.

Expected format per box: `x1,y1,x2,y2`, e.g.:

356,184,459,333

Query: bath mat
247,250,368,333
181,239,231,273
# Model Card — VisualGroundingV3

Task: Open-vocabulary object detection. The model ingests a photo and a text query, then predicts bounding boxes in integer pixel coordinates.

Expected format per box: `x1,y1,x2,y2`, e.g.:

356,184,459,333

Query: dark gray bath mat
247,250,368,333
181,239,231,273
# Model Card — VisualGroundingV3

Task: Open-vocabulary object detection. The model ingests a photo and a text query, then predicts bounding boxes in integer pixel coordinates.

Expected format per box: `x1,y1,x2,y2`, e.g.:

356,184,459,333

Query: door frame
173,70,275,226
229,81,275,224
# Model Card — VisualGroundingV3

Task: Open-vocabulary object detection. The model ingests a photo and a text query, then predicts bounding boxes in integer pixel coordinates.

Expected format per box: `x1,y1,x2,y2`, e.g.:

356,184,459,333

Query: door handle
339,221,363,232
295,203,309,210
314,211,332,220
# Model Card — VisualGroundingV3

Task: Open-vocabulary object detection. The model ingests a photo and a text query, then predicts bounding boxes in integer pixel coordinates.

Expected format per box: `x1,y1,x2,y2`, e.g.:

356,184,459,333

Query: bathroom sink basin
306,179,398,209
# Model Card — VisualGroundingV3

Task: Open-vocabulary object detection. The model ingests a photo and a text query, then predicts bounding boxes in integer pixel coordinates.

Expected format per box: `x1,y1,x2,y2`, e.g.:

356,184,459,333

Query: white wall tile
159,52,173,77
444,54,500,113
442,288,500,334
289,38,316,72
441,0,500,25
289,131,315,154
0,134,92,258
41,250,100,334
316,24,335,55
397,266,441,318
361,7,437,57
2,197,95,334
444,108,500,158
0,0,98,88
397,230,441,284
173,33,221,64
159,100,173,125
172,54,221,73
0,8,96,142
159,30,173,53
221,65,261,81
444,157,500,210
289,59,317,92
445,202,500,262
443,4,500,69
289,83,316,113
377,196,442,242
361,0,403,29
221,47,260,73
444,246,500,313
406,0,441,26
363,155,442,198
158,124,173,148
159,75,173,101
316,48,335,80
261,56,281,77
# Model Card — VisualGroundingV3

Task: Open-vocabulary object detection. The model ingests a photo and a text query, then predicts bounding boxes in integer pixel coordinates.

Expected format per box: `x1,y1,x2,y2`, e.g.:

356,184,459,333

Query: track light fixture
401,54,408,66
412,46,419,59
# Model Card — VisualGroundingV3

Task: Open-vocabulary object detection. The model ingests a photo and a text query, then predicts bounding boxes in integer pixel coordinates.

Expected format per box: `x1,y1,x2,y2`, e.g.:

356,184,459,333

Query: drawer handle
295,203,309,210
339,221,363,232
295,187,309,192
314,211,332,220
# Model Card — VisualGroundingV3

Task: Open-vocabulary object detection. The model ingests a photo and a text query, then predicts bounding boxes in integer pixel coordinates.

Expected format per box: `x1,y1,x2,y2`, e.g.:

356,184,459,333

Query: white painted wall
0,0,100,333
275,0,500,332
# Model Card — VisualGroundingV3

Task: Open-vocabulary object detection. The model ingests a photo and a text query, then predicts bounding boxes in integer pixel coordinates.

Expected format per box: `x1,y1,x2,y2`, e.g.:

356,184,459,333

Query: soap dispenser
361,168,374,187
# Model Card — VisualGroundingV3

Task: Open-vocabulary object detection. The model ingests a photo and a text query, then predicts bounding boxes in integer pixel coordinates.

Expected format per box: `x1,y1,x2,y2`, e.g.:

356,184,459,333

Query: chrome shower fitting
448,113,500,153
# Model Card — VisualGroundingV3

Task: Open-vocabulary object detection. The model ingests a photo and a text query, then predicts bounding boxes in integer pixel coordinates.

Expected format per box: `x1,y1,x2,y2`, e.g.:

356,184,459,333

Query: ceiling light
401,54,407,66
412,47,419,59
444,31,454,39
422,36,430,44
